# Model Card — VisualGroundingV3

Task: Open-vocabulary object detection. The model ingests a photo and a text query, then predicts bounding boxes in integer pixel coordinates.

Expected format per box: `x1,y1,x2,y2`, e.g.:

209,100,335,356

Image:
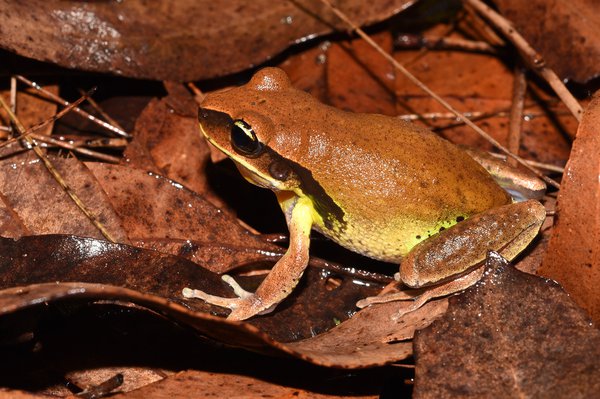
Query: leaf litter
414,252,600,398
0,0,597,397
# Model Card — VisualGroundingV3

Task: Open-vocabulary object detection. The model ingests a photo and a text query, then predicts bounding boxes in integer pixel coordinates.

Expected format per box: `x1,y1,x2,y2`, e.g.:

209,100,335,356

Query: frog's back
288,108,511,262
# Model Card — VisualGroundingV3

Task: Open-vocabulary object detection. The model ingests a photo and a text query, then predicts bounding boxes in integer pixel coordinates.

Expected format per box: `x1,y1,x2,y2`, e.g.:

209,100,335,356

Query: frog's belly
314,211,466,264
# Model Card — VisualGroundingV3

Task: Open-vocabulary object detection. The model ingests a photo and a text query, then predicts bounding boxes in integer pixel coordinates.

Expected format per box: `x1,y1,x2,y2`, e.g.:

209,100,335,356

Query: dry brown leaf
111,370,378,399
540,91,600,322
326,33,397,116
0,0,413,80
0,85,58,137
391,24,573,165
281,22,572,167
0,155,129,242
123,91,218,205
65,368,164,397
279,44,329,100
286,300,447,368
86,163,282,273
495,0,600,83
0,235,425,367
413,253,600,398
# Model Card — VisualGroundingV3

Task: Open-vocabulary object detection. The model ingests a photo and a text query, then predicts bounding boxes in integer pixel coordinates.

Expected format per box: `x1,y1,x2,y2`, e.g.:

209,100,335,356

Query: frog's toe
221,274,254,299
356,290,417,308
182,274,274,320
181,287,242,310
182,274,253,309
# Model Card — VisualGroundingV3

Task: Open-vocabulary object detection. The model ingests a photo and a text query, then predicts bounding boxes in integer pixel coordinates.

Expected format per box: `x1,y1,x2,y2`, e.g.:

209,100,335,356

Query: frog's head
198,67,307,192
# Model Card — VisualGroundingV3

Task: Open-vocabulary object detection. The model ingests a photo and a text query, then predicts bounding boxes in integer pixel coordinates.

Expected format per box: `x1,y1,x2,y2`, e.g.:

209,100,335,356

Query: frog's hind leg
357,266,484,319
400,199,545,288
358,200,546,317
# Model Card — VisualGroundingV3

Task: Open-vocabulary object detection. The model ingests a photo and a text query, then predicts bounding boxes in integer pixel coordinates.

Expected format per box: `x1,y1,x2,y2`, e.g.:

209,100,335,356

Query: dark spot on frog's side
456,216,465,222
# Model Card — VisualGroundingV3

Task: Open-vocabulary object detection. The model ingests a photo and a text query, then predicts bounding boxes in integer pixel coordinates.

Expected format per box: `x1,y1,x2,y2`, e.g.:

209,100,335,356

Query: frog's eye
231,120,264,157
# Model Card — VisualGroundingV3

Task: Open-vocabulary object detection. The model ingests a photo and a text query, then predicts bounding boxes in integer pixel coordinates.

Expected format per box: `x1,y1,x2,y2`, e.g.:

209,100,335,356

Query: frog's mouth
234,161,280,190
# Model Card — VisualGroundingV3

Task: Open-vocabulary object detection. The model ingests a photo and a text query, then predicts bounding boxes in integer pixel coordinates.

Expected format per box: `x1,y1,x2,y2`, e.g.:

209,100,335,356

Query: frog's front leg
183,195,313,321
358,200,546,316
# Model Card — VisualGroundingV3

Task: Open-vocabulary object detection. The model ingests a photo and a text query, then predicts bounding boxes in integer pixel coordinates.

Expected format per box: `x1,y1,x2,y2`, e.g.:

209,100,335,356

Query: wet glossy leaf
540,91,600,323
0,0,413,80
414,253,600,398
495,0,600,83
0,234,425,367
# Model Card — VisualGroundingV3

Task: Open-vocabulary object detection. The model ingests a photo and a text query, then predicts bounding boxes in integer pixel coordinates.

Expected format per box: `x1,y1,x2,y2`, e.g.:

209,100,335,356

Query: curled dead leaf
0,234,432,367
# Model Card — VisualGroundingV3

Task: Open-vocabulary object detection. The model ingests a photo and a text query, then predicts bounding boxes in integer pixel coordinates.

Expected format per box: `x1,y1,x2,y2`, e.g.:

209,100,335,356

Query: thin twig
187,82,205,104
78,88,126,133
507,66,527,167
29,134,121,163
0,89,95,150
14,75,131,138
58,136,129,149
488,152,564,174
9,77,17,136
398,101,550,123
395,34,497,54
458,7,505,47
0,94,117,243
464,0,583,122
316,0,560,189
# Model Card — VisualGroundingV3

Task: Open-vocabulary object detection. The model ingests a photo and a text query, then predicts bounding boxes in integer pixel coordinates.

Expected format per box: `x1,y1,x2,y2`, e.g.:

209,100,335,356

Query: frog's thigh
400,199,545,288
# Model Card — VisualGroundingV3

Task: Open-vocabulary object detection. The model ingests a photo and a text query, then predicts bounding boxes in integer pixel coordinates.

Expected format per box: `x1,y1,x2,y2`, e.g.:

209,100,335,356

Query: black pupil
231,121,262,156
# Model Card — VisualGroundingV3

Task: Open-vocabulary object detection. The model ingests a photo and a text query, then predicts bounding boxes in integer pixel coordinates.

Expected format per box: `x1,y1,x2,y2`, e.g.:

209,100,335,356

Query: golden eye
231,120,264,157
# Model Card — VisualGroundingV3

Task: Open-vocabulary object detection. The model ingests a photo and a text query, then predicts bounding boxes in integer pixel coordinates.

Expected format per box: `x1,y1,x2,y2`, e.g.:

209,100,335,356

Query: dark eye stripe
231,120,264,157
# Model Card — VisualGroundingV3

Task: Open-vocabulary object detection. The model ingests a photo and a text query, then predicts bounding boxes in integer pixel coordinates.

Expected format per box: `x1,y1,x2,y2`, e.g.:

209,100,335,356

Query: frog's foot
182,275,274,320
357,266,484,320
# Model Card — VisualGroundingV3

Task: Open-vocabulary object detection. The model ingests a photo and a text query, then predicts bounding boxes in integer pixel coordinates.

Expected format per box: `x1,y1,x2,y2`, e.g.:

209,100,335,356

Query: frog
182,67,546,321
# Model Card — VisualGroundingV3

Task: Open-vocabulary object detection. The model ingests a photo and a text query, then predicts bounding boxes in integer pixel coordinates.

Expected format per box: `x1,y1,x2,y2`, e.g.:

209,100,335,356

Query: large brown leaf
123,87,223,208
0,155,129,242
413,253,600,398
540,91,600,322
0,0,414,81
0,234,434,367
86,162,283,272
110,369,379,399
